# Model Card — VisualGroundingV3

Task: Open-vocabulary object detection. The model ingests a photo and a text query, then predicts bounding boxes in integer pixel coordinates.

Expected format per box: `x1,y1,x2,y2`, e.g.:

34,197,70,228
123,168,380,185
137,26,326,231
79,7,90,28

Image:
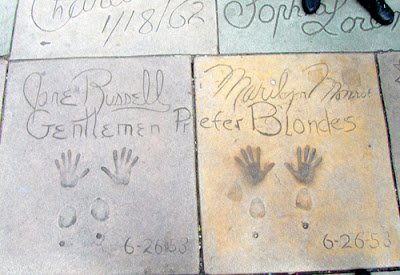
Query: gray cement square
0,0,17,56
0,60,6,119
377,52,400,201
11,0,217,59
195,53,400,274
218,0,400,54
0,56,199,274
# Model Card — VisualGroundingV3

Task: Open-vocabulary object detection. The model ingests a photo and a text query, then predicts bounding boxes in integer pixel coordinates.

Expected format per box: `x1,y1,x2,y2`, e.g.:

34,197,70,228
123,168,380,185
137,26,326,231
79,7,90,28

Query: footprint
90,198,110,222
296,188,313,211
227,183,243,202
58,205,77,228
249,197,266,218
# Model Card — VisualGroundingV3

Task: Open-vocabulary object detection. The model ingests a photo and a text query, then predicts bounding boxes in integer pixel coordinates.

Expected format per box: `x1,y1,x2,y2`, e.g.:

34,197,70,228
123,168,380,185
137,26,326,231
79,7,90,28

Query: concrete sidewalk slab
11,0,217,59
0,56,199,274
0,0,17,56
0,60,6,119
377,51,400,200
217,0,400,54
195,53,400,274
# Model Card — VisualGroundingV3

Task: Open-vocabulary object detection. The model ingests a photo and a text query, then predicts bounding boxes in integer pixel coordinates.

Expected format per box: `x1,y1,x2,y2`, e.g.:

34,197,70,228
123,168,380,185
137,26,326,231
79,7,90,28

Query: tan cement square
11,0,217,59
195,54,400,274
0,56,198,273
0,60,6,120
377,52,400,202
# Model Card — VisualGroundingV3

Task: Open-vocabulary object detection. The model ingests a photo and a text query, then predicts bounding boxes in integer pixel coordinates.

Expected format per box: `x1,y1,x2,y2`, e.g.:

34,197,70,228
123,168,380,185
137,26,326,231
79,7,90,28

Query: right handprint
285,145,322,215
284,145,322,185
101,147,139,185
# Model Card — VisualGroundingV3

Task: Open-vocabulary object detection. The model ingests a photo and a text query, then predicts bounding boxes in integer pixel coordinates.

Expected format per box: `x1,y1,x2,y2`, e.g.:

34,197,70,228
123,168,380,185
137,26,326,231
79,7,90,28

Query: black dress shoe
302,0,321,14
355,269,371,275
359,0,394,25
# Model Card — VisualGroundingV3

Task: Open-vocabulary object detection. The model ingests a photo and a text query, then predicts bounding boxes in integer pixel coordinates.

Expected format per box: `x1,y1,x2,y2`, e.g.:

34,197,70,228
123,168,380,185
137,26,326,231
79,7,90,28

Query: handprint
285,145,322,185
55,150,90,188
235,146,275,185
101,147,139,185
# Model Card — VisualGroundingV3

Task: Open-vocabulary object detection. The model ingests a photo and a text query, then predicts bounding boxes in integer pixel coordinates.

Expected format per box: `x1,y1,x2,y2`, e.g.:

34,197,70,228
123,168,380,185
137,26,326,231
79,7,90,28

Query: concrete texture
0,56,199,274
0,0,17,56
11,0,218,59
377,52,400,201
195,54,400,274
0,60,6,119
217,0,400,54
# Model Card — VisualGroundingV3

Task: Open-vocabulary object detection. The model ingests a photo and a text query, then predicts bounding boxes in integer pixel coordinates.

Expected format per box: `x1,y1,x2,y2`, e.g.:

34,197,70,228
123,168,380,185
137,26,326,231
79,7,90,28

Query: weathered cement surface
11,0,217,59
0,60,6,120
0,56,199,274
195,54,400,274
372,272,400,275
218,0,400,54
0,0,17,56
377,52,400,201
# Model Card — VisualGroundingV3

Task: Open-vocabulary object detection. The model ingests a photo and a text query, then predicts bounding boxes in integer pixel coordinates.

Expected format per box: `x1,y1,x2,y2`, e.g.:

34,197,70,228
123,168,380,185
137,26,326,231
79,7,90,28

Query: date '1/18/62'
323,232,391,250
124,237,189,255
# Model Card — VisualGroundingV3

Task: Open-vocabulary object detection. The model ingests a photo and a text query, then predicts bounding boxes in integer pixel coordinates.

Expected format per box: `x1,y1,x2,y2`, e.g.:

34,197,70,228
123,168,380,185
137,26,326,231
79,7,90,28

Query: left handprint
55,150,90,188
234,146,275,186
